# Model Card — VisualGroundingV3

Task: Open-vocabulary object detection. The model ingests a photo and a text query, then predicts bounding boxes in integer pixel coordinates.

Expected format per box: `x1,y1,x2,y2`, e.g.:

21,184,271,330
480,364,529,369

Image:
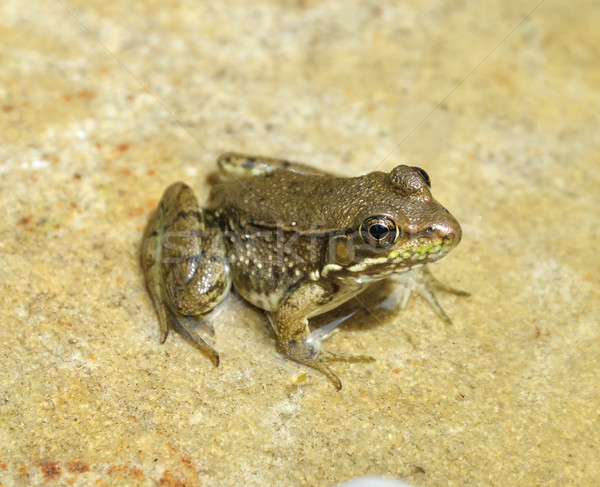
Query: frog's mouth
323,232,459,281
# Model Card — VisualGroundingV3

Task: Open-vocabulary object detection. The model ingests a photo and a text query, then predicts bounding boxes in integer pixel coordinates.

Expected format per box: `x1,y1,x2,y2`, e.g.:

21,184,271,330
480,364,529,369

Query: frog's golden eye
414,167,431,187
360,215,400,247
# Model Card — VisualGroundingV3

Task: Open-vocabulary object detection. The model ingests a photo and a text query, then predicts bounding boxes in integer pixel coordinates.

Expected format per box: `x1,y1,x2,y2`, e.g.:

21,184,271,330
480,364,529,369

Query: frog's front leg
141,182,231,366
269,281,373,390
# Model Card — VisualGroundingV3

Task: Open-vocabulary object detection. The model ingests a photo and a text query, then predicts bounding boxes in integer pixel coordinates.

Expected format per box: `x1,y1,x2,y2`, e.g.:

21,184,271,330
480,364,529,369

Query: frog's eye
360,215,399,247
414,167,431,187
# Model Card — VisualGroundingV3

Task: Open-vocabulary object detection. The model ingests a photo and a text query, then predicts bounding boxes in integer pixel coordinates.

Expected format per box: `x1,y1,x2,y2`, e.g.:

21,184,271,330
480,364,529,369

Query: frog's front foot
393,266,469,325
280,337,374,390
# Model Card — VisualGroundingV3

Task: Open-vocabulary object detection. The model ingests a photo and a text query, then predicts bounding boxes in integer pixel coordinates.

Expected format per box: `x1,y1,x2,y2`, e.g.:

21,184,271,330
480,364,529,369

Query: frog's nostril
422,220,462,242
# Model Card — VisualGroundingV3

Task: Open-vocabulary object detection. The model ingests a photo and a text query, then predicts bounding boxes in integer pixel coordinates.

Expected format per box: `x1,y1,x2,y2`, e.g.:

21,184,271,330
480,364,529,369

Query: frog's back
207,169,377,231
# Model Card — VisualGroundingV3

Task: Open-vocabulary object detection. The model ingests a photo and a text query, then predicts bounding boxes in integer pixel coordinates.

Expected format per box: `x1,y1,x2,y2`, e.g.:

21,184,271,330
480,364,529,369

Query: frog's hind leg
141,182,231,366
217,152,331,178
141,208,173,343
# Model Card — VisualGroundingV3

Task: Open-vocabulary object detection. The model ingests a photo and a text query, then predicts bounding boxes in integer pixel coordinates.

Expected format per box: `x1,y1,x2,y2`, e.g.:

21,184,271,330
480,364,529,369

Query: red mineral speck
18,215,32,226
40,461,61,479
67,461,89,473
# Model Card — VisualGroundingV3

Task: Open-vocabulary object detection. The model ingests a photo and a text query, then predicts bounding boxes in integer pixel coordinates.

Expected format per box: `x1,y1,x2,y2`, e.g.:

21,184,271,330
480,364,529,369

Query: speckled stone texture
0,0,598,485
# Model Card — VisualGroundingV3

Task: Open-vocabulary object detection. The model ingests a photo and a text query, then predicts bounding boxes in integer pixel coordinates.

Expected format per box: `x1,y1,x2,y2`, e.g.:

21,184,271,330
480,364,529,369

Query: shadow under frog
141,153,467,389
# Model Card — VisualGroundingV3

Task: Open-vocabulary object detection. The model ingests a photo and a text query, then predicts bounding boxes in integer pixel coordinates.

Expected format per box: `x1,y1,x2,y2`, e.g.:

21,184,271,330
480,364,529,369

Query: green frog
141,153,466,389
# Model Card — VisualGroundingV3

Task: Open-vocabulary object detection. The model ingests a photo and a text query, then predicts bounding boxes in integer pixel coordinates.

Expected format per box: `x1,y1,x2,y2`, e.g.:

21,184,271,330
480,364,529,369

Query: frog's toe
309,358,343,390
152,298,173,344
169,314,220,367
281,340,375,389
321,350,375,363
310,352,374,390
320,364,343,390
407,283,453,325
279,339,341,389
423,275,470,297
393,266,468,325
159,329,169,344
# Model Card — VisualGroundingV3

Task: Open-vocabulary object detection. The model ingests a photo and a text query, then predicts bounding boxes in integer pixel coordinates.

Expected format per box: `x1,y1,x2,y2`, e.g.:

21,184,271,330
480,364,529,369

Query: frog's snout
409,210,462,248
427,212,462,247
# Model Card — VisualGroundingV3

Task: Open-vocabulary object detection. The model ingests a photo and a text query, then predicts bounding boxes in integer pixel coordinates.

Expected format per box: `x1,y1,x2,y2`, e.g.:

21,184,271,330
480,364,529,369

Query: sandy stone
0,0,598,485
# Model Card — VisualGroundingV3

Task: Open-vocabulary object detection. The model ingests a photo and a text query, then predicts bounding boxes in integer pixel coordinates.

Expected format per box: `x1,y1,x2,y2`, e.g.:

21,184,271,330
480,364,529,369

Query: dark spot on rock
18,215,32,226
67,461,89,473
40,461,61,479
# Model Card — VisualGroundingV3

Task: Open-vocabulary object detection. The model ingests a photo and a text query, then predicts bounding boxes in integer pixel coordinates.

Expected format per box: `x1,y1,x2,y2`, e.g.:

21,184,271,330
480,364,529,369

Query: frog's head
323,165,462,281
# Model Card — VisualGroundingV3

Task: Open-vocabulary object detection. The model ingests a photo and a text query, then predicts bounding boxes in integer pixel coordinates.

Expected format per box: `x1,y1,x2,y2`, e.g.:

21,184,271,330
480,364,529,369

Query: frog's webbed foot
279,333,374,390
301,350,374,391
305,359,343,391
392,266,469,325
164,309,220,366
280,340,342,390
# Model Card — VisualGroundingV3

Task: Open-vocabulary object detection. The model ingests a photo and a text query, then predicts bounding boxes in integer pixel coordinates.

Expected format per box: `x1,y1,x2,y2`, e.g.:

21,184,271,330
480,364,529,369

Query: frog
141,152,466,389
